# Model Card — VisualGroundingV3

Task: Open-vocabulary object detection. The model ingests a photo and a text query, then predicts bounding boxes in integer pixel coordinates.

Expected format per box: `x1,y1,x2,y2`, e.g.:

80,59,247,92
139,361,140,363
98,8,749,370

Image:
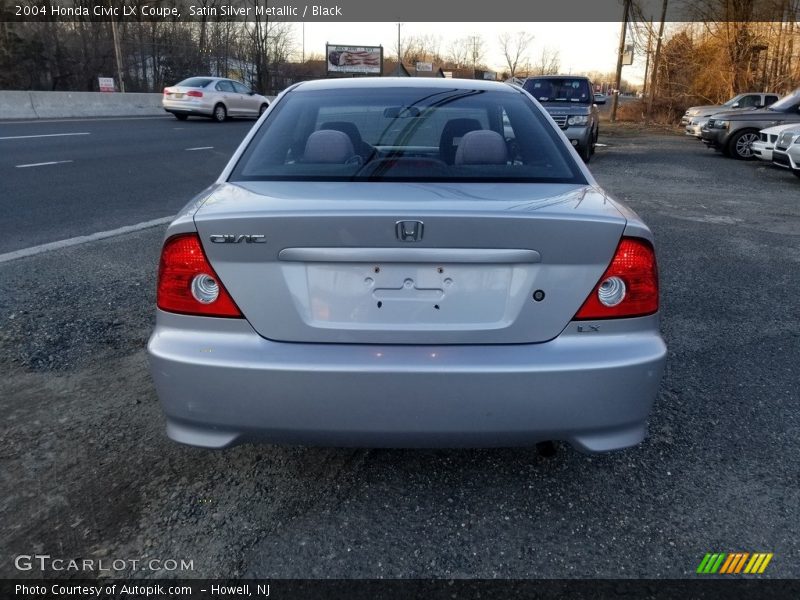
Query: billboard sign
326,44,383,75
98,77,115,92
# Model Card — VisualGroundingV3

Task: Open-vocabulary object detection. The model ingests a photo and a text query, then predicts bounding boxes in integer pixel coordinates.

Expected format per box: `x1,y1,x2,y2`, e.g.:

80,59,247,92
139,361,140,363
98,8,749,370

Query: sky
293,22,648,84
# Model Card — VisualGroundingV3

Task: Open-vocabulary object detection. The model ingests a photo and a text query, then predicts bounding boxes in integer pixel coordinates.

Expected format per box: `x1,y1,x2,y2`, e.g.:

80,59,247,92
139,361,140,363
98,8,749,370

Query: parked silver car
148,78,666,454
162,76,270,122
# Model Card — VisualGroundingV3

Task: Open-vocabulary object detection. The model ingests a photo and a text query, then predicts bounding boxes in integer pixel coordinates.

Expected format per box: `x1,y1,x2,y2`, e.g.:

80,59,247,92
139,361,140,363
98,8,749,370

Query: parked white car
163,76,270,122
771,125,800,178
752,123,800,162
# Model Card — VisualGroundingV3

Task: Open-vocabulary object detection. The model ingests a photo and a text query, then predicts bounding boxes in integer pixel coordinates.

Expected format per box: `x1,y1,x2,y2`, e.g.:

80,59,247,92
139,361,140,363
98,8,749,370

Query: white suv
771,125,800,178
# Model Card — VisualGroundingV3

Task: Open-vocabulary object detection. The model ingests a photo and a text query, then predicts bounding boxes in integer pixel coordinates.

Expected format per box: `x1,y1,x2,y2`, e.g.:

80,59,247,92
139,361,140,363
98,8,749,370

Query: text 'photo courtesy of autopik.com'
1,0,799,598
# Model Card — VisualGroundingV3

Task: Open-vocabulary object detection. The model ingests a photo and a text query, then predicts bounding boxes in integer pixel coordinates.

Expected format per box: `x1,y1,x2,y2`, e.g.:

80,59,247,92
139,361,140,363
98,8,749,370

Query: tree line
626,0,799,120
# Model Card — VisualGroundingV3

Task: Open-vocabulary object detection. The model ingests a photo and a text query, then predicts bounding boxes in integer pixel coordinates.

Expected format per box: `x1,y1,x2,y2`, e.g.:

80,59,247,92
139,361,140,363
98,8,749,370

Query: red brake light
157,234,242,318
574,237,659,320
163,87,169,95
186,90,203,98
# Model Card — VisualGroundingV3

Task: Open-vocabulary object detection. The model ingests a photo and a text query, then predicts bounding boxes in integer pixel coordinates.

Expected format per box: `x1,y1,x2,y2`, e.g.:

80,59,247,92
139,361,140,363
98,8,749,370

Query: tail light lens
157,234,242,318
162,87,169,95
187,90,203,98
574,237,659,320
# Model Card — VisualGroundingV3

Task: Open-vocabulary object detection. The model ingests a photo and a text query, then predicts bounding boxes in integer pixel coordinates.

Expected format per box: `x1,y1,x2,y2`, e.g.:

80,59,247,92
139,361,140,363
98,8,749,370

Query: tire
579,139,593,163
259,103,268,116
727,129,759,160
213,103,227,123
174,113,188,121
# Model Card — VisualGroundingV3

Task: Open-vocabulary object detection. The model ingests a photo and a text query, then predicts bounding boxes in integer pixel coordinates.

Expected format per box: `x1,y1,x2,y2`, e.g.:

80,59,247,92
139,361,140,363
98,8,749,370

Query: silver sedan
162,76,270,122
148,78,666,454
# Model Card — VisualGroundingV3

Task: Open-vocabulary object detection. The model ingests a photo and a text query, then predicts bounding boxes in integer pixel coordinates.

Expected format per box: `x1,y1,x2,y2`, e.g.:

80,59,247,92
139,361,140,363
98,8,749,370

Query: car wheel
174,114,188,121
213,104,227,123
259,103,268,116
579,142,592,163
728,130,759,160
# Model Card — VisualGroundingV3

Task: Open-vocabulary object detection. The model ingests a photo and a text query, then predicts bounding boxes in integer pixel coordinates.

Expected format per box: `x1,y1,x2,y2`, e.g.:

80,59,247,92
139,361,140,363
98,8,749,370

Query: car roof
526,75,591,80
292,77,519,93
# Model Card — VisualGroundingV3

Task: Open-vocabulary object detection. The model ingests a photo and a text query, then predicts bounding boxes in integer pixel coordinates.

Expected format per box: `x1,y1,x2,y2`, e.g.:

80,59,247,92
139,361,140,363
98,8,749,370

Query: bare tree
529,46,560,76
401,34,442,65
445,34,485,71
498,31,534,79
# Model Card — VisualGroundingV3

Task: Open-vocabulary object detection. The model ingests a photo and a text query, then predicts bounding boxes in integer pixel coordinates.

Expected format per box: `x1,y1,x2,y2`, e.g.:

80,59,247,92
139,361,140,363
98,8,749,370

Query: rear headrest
303,130,355,163
320,121,364,145
454,130,508,165
439,118,482,164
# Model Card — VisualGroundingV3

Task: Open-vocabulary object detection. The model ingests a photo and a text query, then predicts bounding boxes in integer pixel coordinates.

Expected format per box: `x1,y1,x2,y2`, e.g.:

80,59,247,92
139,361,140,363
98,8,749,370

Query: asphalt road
1,122,798,581
0,116,256,254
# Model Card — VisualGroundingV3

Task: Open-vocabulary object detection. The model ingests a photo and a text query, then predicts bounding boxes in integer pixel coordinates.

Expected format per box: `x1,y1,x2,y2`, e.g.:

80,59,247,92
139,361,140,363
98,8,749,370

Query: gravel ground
1,130,798,580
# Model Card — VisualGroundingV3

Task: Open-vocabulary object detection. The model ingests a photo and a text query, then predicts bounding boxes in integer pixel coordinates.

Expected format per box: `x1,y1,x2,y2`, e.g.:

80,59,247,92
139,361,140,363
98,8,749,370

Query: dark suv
700,90,800,159
522,75,602,162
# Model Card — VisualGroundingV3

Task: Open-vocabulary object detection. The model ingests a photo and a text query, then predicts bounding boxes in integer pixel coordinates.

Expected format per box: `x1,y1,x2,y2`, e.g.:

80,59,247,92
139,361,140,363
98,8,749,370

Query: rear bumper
162,98,213,117
147,312,667,454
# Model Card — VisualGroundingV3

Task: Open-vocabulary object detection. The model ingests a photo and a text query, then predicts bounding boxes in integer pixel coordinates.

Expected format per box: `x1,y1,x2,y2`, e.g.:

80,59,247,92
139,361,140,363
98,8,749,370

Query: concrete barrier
0,91,164,120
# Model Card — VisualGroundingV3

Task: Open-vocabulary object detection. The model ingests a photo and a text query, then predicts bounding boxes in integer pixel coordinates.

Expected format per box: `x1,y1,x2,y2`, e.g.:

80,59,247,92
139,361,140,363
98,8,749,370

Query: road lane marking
16,160,73,168
186,146,214,151
1,132,90,140
0,216,174,264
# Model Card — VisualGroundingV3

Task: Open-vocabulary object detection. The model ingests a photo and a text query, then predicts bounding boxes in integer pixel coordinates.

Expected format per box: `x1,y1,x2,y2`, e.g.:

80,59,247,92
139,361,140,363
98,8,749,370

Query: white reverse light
598,276,626,307
191,274,220,304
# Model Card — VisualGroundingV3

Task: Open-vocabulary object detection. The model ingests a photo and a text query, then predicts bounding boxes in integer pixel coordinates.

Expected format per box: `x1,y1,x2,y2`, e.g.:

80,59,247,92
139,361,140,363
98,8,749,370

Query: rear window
176,77,213,88
523,78,592,104
230,87,585,184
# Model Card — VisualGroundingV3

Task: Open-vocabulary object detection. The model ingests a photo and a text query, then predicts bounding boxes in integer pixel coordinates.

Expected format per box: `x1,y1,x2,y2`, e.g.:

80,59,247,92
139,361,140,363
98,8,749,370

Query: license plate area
283,262,535,330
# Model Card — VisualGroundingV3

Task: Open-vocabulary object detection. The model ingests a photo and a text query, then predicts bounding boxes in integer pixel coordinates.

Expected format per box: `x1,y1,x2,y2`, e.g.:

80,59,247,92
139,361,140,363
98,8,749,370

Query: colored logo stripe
698,553,773,574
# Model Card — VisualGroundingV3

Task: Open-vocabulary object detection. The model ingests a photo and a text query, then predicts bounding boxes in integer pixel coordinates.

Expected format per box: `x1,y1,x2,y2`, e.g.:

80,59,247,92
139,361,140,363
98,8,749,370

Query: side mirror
248,90,256,96
731,102,740,108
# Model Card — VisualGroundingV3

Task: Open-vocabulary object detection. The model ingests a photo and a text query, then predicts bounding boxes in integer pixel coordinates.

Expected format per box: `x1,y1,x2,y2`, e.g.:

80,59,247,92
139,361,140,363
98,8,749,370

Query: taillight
187,90,203,98
574,237,659,320
157,234,242,318
163,87,169,95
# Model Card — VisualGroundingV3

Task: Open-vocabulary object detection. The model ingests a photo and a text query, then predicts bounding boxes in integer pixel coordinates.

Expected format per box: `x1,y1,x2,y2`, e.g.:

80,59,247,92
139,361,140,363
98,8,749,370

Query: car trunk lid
193,181,626,344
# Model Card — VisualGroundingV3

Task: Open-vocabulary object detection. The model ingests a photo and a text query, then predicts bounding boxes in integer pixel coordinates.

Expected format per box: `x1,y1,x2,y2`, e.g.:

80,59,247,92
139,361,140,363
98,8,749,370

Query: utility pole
610,0,631,122
642,19,653,98
647,0,668,118
397,23,402,65
110,17,125,92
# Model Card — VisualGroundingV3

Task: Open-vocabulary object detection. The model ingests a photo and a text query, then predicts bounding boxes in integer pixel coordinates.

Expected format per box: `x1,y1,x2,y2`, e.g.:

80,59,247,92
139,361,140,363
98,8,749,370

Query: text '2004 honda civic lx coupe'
147,78,667,454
